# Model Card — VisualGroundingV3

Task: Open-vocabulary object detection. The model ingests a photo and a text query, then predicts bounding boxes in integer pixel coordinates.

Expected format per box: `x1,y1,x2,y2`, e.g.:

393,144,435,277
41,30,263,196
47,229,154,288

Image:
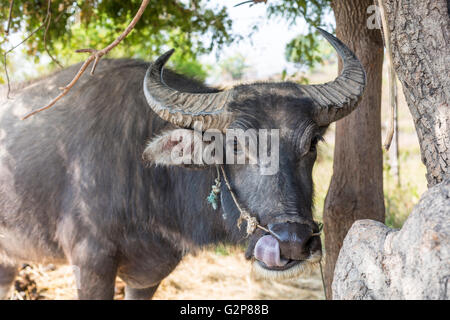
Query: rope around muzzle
215,165,271,236
208,165,322,238
208,165,326,298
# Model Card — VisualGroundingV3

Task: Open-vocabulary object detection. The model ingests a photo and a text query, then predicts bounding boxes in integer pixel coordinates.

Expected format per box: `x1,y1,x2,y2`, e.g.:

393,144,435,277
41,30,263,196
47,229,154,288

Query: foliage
286,33,336,70
170,50,209,82
0,1,334,83
286,33,323,69
266,0,331,27
218,53,248,80
383,150,422,229
268,0,333,73
0,0,234,79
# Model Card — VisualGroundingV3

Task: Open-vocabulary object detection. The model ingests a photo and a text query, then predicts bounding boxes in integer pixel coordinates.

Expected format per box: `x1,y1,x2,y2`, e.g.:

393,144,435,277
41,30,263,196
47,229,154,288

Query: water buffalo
0,29,365,299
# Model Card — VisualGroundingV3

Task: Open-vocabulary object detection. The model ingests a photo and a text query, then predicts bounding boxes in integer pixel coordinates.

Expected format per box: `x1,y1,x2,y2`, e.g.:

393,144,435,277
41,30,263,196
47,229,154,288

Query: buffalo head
142,29,366,279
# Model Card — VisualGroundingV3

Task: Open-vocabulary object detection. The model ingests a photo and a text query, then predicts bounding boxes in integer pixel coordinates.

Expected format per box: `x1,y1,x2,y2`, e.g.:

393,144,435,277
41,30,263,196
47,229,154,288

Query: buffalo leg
124,283,160,300
0,264,17,300
71,255,118,300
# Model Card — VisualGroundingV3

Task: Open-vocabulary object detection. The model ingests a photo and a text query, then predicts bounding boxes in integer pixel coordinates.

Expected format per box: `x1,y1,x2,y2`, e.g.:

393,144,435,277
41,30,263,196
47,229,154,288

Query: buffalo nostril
305,234,322,254
268,222,318,260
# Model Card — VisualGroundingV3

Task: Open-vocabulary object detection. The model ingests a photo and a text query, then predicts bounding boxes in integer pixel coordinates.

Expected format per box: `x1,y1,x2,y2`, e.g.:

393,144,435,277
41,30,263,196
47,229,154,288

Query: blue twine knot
207,177,221,210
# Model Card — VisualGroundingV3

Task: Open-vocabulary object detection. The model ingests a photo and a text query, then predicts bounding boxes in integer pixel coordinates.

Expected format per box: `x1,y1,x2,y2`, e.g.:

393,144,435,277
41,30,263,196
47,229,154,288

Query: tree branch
3,0,51,99
43,6,63,69
234,0,267,8
21,0,150,120
6,0,14,35
378,0,397,150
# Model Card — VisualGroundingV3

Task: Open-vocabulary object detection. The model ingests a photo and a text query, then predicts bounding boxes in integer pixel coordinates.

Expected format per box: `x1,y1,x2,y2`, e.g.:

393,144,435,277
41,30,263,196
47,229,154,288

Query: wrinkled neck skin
148,164,247,254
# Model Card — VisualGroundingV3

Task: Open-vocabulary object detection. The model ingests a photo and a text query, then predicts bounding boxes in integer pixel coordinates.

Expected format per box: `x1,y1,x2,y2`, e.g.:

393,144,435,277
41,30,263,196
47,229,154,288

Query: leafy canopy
1,0,234,80
269,0,334,70
1,0,331,82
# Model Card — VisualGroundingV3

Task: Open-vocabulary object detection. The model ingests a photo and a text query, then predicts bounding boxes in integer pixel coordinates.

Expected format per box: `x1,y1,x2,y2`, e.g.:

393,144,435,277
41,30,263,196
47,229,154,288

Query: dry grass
11,247,325,300
153,248,324,300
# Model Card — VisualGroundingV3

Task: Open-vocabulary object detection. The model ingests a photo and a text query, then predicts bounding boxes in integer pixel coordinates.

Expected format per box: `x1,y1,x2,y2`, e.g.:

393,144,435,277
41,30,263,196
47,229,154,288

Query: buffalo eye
310,135,322,153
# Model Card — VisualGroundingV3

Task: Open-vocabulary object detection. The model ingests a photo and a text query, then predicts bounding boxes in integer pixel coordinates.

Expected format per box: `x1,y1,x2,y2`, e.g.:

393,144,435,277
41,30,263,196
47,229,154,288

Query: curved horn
143,49,233,131
298,28,366,126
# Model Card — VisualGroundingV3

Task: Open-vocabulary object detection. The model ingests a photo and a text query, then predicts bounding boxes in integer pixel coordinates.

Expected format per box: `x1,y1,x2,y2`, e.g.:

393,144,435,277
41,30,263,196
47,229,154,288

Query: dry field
11,247,325,300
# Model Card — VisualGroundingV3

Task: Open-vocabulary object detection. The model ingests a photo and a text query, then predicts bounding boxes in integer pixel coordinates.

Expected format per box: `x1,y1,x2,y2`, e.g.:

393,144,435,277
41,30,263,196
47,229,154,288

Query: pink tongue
254,235,289,267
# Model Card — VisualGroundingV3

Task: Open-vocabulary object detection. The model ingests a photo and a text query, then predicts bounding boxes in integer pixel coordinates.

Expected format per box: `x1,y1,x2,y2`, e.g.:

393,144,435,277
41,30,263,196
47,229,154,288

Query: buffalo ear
142,129,209,167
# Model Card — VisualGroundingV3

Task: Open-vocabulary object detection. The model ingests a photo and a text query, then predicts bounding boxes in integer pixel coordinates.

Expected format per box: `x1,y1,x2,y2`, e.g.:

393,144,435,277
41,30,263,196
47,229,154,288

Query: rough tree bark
323,0,385,299
333,180,449,299
332,0,449,299
384,0,449,186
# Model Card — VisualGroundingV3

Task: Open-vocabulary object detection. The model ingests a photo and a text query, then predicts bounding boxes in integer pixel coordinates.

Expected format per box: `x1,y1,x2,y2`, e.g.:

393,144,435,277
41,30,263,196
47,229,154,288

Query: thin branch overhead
234,0,267,8
21,0,150,120
3,0,52,99
378,0,397,151
6,0,14,35
43,7,63,69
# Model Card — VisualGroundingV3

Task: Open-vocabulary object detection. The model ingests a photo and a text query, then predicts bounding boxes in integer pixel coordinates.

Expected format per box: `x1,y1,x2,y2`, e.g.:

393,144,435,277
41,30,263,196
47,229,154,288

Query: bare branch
43,4,63,69
378,0,397,150
22,0,150,120
234,0,267,7
74,49,97,54
6,0,14,36
2,55,11,99
3,0,52,99
384,71,397,151
21,58,93,120
3,0,51,99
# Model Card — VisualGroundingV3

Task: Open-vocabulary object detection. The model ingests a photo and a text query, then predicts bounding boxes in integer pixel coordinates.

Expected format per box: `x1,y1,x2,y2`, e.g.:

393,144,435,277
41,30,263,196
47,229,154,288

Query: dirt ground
10,247,325,300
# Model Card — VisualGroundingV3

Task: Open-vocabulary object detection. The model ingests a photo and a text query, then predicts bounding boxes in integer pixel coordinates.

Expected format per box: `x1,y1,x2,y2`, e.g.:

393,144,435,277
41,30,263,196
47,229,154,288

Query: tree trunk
383,0,450,186
332,0,449,300
323,0,385,299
